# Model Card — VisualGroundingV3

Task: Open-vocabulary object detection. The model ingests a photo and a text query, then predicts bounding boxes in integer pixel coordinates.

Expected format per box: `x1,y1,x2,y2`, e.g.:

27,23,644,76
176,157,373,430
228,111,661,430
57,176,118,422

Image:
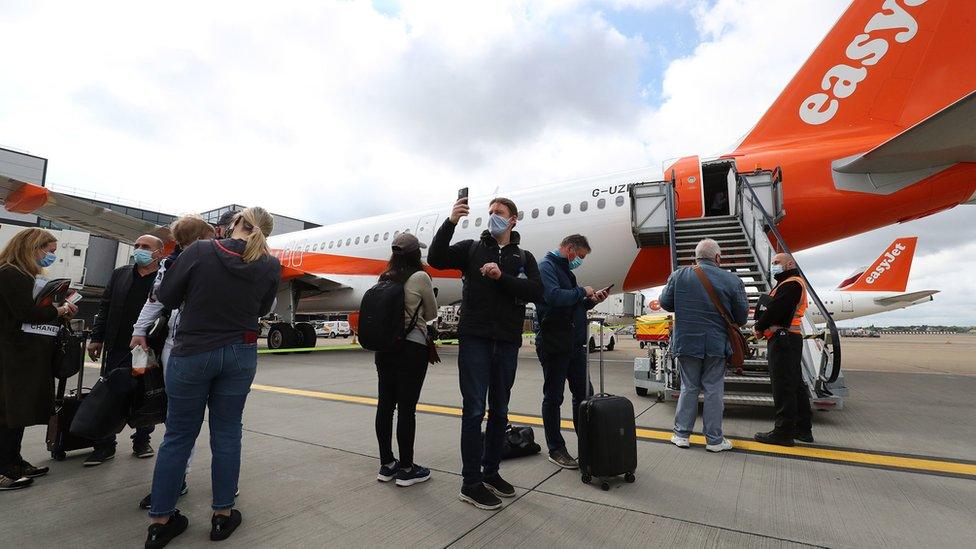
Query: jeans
149,343,257,518
537,345,592,452
768,331,812,435
0,425,25,477
96,348,154,449
458,335,519,486
375,341,429,468
674,355,726,445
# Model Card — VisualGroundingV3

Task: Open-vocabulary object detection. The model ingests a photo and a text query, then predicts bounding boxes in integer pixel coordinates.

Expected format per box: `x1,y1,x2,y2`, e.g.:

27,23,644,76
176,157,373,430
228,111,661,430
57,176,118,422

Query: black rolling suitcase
46,321,96,461
578,319,637,491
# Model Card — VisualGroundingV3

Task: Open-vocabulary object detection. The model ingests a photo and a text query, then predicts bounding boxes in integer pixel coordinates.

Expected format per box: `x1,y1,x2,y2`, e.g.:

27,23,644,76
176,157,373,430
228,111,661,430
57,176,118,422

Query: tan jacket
404,271,438,345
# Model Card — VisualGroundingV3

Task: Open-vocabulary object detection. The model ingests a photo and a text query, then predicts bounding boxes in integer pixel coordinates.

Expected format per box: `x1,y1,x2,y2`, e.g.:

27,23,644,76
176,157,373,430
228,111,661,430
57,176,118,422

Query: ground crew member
753,252,813,446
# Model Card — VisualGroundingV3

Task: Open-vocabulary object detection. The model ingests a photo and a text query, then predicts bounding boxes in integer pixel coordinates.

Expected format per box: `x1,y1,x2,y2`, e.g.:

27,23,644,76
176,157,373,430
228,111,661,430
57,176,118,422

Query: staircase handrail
666,169,678,272
738,168,842,385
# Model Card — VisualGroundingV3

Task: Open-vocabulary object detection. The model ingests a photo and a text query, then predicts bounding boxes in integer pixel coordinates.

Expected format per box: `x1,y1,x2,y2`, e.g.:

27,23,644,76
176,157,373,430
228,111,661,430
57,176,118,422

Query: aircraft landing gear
295,322,317,350
268,323,298,350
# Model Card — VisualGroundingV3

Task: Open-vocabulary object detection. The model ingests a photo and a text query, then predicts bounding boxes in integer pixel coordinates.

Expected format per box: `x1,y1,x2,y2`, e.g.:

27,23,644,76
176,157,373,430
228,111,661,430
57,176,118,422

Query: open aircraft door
841,293,854,313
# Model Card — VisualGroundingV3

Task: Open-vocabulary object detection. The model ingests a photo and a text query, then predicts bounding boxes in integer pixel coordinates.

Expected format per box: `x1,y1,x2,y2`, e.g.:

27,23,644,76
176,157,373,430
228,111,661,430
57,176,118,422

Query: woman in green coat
0,228,77,491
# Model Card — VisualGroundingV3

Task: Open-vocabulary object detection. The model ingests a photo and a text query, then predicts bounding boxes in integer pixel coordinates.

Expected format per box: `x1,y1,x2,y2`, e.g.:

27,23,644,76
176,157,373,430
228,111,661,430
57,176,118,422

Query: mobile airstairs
631,161,847,410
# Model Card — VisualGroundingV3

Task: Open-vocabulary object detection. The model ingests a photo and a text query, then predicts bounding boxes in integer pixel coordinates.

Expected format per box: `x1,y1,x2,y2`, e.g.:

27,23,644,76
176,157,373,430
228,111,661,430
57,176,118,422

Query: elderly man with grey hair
659,238,748,452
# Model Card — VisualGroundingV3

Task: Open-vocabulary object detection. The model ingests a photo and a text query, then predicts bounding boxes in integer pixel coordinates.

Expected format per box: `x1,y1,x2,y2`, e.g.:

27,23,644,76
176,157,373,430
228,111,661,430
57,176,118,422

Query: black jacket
755,269,804,333
91,264,139,348
427,220,542,343
0,266,59,427
158,238,280,357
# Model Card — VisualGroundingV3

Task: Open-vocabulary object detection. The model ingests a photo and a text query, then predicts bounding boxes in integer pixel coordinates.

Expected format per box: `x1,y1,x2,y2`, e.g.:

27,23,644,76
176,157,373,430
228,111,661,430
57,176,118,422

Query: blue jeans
674,355,726,445
537,345,592,452
149,343,257,518
458,335,519,486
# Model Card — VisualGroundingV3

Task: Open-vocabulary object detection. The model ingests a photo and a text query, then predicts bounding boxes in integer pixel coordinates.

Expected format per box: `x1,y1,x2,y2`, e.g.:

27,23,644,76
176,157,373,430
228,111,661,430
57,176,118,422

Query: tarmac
3,334,976,548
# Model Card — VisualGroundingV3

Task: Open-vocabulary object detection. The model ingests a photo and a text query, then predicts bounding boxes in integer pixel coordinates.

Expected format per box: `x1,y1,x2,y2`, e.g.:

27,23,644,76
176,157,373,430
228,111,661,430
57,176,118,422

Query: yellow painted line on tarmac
249,382,976,479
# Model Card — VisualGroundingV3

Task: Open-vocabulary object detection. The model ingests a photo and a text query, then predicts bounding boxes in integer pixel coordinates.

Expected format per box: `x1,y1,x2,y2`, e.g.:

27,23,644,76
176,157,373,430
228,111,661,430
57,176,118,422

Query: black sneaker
395,465,431,487
459,483,502,510
139,481,189,510
145,510,188,549
754,430,795,447
548,448,579,470
13,460,49,478
83,446,116,467
210,509,243,541
794,431,815,444
133,442,155,459
377,460,399,482
483,474,515,498
0,473,33,491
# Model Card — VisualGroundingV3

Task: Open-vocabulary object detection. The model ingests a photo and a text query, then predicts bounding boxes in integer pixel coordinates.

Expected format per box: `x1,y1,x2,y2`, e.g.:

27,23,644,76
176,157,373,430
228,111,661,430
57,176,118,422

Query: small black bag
539,313,574,356
70,368,137,440
51,323,84,380
498,424,541,460
128,366,167,429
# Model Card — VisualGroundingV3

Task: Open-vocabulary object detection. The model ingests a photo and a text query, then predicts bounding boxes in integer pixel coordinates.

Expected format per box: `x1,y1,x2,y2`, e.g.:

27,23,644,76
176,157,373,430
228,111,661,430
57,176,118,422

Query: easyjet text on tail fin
840,236,917,292
735,0,976,152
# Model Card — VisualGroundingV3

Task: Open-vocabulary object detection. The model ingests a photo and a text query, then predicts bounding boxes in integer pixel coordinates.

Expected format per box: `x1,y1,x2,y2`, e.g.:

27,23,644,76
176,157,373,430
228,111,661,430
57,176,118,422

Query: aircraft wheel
268,323,298,350
295,322,317,351
636,387,648,397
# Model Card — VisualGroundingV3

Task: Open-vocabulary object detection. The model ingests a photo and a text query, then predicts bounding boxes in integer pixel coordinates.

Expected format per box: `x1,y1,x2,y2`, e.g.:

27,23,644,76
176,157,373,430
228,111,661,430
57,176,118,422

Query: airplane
808,236,938,323
1,0,974,350
644,237,938,324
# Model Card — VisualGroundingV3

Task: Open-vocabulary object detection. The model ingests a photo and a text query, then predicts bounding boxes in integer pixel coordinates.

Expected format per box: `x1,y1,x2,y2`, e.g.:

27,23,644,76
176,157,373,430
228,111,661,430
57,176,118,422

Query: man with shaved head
86,234,165,465
753,252,813,447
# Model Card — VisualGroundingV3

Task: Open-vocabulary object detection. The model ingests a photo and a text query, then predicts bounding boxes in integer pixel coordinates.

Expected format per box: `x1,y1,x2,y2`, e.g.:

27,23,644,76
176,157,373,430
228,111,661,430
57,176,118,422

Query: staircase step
725,375,772,384
674,216,737,225
721,393,775,406
675,232,744,240
674,226,742,234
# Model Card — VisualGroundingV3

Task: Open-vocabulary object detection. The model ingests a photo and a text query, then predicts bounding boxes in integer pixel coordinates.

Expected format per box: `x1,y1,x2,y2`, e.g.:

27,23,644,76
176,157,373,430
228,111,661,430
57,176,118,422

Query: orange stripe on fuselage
271,249,462,281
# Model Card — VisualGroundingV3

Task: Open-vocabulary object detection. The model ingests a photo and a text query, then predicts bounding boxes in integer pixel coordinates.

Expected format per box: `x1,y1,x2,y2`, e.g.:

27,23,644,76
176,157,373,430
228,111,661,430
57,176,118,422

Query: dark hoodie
158,238,281,357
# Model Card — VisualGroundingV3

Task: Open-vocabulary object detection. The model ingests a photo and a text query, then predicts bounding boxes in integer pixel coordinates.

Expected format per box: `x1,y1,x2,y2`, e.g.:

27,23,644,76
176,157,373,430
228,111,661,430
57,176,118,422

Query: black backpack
358,279,420,352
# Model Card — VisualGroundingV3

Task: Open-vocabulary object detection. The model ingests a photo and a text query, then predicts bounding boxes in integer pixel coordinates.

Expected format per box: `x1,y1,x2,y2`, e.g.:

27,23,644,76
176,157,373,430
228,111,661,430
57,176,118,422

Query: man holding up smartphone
533,234,609,469
427,191,543,511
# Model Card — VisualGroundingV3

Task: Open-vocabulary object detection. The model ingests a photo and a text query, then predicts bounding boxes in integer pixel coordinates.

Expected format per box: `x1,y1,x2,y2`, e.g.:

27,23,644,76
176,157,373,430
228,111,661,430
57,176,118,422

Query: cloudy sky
0,0,972,325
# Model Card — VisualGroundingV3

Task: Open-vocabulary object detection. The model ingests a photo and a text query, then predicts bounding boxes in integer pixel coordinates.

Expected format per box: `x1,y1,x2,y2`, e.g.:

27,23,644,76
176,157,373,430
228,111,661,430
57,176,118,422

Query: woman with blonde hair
145,207,280,547
0,228,77,491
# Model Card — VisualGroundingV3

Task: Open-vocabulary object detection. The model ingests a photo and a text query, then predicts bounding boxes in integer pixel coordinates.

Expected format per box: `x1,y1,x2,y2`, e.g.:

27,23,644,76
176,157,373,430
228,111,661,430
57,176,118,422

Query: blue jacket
659,259,748,358
534,252,595,347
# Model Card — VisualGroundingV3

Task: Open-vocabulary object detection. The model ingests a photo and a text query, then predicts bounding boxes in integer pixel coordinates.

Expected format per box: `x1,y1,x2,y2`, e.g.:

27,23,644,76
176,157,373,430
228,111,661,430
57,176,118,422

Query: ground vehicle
588,321,616,353
316,320,351,338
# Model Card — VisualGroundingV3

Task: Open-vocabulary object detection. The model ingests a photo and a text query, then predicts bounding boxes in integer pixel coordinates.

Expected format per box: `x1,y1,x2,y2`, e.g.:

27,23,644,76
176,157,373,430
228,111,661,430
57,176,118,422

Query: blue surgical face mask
133,249,155,266
569,257,583,270
488,214,510,238
37,251,56,268
770,263,784,277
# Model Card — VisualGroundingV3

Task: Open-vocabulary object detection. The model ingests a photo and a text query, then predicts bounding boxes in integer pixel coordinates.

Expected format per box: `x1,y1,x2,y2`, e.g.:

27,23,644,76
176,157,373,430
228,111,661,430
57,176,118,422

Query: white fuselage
807,290,934,324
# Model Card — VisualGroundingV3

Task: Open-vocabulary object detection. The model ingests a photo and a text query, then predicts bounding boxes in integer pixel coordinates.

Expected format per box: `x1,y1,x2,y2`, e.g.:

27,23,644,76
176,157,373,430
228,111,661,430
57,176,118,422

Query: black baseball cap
391,233,427,254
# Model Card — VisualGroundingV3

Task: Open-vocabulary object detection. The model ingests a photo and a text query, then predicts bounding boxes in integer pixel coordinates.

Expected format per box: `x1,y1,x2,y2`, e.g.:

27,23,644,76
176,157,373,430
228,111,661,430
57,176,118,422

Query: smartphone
458,187,469,202
66,291,83,305
601,284,614,293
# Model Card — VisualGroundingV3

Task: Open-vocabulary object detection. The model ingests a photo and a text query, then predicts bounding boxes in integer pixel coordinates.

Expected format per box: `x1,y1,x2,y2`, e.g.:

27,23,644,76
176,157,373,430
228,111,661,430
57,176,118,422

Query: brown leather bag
693,265,752,368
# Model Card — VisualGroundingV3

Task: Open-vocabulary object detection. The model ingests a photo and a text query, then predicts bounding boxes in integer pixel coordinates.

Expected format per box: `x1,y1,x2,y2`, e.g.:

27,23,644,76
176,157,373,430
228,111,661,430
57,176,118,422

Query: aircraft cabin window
518,211,524,220
404,228,410,234
531,208,539,219
474,217,482,227
384,232,389,240
313,244,318,251
374,233,379,241
364,235,370,243
547,206,555,217
336,240,342,248
563,203,571,214
355,237,360,245
329,241,334,249
394,231,400,237
304,245,310,252
580,201,588,212
346,238,351,246
597,198,606,209
615,195,625,207
462,219,469,229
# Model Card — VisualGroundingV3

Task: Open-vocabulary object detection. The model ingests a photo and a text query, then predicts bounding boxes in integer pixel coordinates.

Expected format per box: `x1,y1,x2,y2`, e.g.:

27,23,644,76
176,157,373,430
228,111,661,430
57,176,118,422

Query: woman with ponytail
145,207,280,547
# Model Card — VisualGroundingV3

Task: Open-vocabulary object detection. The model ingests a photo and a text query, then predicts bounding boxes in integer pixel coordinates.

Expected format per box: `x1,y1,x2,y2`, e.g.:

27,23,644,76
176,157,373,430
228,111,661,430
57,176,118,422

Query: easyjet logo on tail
843,237,918,292
799,0,928,126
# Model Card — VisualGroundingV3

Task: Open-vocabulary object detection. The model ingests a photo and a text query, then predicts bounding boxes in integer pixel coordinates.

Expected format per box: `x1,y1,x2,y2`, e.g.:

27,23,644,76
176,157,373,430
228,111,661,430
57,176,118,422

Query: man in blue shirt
660,238,748,452
534,234,608,468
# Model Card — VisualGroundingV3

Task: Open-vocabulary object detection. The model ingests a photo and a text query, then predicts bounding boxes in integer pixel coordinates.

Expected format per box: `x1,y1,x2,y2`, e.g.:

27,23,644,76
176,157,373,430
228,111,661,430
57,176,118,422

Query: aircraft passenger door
415,214,440,254
841,294,854,313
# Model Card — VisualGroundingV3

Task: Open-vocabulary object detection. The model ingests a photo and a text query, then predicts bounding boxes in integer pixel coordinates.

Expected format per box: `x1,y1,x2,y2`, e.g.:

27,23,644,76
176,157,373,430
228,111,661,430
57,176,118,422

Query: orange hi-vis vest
763,276,807,339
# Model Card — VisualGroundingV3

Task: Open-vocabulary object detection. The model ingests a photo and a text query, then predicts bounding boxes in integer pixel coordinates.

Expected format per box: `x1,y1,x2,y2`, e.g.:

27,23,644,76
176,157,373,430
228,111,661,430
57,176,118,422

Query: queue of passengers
0,196,812,548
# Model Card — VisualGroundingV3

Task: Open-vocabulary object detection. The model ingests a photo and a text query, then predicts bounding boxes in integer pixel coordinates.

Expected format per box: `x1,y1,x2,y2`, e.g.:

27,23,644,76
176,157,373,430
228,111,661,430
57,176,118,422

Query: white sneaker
670,434,690,448
706,438,734,452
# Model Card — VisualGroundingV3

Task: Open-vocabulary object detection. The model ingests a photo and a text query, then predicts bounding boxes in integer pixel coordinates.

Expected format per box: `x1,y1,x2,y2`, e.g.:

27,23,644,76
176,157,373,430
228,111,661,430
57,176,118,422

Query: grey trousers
673,355,725,445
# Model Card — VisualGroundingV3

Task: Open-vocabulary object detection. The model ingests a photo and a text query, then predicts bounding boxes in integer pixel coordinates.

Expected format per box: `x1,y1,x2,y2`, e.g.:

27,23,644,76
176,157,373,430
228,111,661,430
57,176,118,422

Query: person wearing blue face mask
534,234,609,469
85,234,164,466
428,196,543,511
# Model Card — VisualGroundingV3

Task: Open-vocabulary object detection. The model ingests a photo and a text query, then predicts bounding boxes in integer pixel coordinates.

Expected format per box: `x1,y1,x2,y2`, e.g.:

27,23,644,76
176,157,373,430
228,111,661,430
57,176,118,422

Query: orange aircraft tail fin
736,0,976,151
839,237,917,292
